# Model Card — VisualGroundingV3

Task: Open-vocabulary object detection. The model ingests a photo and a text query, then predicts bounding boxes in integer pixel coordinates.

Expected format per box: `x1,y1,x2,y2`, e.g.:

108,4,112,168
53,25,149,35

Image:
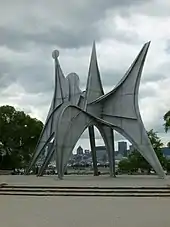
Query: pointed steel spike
91,42,151,104
84,42,104,109
53,50,68,105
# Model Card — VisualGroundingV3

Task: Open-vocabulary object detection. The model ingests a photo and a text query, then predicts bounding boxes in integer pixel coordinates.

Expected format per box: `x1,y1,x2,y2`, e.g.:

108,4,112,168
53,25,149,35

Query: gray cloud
0,25,100,51
0,0,150,50
0,0,152,97
78,126,126,142
165,40,170,53
0,58,54,93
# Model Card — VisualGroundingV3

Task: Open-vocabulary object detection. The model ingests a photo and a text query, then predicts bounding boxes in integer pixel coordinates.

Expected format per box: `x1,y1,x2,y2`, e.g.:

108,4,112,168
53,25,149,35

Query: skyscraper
77,146,83,155
118,141,127,156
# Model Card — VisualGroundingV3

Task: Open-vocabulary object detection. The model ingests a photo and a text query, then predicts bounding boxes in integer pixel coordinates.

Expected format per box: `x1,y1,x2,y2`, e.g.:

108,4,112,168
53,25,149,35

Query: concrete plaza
1,174,170,187
0,175,170,227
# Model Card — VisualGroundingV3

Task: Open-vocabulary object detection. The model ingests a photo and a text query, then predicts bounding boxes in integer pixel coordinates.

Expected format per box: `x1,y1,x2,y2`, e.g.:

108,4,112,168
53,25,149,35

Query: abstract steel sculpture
26,41,165,179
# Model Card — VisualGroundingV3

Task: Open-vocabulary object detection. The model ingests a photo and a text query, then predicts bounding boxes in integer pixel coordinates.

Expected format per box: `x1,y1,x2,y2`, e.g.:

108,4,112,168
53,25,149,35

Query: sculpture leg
88,125,99,176
26,133,54,174
54,106,93,179
103,116,165,178
109,129,116,177
37,142,55,176
97,125,115,177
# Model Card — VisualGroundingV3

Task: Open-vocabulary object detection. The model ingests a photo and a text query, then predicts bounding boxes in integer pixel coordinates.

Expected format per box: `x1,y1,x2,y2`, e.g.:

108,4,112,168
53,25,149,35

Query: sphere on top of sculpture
52,50,59,59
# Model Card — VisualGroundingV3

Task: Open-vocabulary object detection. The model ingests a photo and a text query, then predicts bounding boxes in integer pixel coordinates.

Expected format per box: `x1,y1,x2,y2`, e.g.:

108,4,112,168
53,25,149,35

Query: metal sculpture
26,41,165,179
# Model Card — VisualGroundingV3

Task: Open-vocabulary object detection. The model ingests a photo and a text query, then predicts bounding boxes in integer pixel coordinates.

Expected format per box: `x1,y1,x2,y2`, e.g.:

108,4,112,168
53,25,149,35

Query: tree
0,105,43,169
164,111,170,149
163,111,170,132
118,129,166,173
118,158,137,173
147,129,166,168
166,160,170,173
167,142,170,148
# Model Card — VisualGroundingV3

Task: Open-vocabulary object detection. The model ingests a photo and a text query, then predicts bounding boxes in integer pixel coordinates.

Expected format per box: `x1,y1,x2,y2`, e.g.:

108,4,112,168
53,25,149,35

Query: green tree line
0,105,43,169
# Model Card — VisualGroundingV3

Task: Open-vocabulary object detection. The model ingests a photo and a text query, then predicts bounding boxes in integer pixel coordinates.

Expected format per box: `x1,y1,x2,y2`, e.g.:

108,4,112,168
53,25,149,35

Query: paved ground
1,196,170,227
0,175,170,227
1,174,170,186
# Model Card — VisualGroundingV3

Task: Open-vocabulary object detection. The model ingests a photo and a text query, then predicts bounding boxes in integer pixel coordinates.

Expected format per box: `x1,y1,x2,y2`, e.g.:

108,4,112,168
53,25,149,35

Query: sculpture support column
88,125,98,176
37,143,55,176
110,129,116,177
97,125,115,177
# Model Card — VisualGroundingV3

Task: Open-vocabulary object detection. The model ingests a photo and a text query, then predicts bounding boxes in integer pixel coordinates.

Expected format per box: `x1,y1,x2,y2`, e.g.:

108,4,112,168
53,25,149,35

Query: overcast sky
0,0,170,152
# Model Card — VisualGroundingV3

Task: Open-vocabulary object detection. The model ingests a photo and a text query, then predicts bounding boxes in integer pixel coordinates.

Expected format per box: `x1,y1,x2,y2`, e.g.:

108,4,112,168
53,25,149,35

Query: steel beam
88,125,98,176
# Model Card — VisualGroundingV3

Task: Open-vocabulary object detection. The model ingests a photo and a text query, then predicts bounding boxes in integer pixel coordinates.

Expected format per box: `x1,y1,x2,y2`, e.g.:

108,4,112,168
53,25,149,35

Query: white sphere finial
52,50,59,59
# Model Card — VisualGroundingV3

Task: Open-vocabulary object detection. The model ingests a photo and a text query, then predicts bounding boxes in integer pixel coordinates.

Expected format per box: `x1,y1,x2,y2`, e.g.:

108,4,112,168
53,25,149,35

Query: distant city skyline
75,142,170,159
73,127,170,154
74,141,130,154
74,137,130,154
